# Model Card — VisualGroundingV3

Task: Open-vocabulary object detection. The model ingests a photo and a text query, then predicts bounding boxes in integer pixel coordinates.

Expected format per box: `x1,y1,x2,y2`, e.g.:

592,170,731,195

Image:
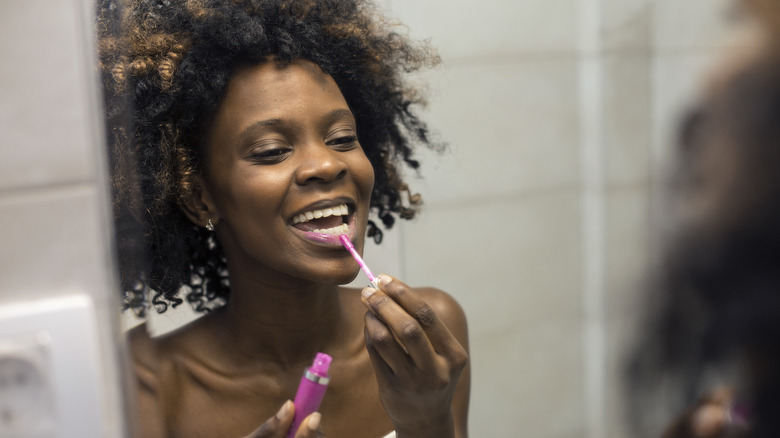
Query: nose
294,143,348,185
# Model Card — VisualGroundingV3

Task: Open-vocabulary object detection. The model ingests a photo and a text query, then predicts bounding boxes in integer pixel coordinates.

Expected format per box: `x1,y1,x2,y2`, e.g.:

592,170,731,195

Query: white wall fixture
0,295,104,438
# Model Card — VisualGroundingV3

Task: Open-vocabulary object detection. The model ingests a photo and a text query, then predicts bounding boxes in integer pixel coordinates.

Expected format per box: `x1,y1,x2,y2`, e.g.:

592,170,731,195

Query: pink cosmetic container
288,352,332,437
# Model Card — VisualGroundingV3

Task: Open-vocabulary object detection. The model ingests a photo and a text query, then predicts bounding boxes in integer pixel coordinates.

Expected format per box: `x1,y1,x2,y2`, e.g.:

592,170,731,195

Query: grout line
578,0,606,437
0,180,96,203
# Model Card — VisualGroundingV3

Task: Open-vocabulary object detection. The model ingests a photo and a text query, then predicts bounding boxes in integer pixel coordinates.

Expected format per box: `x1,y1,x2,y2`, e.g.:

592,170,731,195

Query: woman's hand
242,400,326,438
661,388,750,438
362,274,469,438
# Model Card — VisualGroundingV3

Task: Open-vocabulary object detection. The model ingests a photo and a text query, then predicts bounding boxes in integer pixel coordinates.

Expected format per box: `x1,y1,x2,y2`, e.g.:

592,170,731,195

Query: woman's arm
361,274,470,438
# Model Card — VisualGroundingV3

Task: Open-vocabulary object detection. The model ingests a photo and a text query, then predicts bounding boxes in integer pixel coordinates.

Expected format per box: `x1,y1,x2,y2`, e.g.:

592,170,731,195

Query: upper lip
289,196,356,224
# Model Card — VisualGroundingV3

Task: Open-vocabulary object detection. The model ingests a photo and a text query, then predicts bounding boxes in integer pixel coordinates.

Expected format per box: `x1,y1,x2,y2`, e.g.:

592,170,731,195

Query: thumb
243,400,295,438
292,412,326,438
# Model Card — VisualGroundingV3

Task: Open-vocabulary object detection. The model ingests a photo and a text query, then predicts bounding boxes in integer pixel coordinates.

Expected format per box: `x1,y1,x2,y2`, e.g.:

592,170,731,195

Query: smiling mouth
291,203,351,235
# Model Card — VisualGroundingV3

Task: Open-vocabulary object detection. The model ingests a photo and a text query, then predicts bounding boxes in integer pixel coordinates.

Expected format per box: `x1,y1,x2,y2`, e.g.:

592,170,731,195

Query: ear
179,175,220,229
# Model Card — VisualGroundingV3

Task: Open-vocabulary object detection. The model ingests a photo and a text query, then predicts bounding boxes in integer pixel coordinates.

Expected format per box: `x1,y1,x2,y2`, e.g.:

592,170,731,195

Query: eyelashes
327,135,358,150
247,135,360,164
248,146,293,164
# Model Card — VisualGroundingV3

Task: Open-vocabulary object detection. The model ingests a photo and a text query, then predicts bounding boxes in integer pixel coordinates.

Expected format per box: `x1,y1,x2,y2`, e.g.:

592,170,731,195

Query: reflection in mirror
100,0,766,437
627,2,780,437
99,1,469,437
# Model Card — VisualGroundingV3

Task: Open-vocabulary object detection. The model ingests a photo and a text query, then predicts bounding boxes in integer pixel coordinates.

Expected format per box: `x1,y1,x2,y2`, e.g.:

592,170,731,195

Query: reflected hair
625,8,780,437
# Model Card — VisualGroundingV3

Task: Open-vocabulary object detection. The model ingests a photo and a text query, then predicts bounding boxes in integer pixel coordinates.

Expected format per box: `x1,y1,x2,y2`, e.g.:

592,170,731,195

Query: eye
247,146,293,164
326,135,359,151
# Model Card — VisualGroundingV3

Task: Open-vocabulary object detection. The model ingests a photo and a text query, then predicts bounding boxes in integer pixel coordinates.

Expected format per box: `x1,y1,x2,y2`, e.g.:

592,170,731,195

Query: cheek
213,166,290,222
353,153,375,196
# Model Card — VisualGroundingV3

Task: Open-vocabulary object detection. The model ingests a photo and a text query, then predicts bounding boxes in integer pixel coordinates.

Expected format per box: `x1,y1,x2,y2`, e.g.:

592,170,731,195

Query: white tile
0,0,98,190
400,191,583,336
602,55,652,185
601,0,653,53
389,0,580,59
349,217,404,284
407,58,581,206
603,315,643,438
604,187,651,315
469,318,584,437
653,0,739,51
146,304,202,337
0,185,111,303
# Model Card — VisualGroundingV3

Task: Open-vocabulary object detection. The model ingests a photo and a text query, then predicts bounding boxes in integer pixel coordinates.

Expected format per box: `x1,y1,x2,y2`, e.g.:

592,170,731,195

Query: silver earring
206,219,214,231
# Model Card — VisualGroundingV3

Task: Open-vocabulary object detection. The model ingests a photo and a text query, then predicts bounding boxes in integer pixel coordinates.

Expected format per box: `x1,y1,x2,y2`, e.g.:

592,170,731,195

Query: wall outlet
0,295,105,437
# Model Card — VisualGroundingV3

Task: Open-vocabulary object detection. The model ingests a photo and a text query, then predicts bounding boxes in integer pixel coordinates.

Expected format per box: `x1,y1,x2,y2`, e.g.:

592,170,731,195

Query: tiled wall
384,0,740,437
0,0,129,436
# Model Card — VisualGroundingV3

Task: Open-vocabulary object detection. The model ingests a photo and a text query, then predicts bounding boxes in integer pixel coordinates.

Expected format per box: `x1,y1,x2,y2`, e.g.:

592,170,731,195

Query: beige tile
653,0,738,51
389,0,580,59
401,191,583,336
601,0,653,53
604,186,652,315
0,0,97,190
0,185,110,303
349,218,404,284
602,55,652,185
146,305,203,337
603,315,644,438
407,58,581,206
469,318,584,437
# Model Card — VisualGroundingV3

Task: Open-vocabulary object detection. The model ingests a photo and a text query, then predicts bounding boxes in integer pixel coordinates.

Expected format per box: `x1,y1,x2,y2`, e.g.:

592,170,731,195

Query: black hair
97,0,441,315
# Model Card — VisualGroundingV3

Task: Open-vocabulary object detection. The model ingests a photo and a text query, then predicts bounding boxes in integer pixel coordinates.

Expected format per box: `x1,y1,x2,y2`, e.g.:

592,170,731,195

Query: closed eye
248,147,293,164
327,135,359,151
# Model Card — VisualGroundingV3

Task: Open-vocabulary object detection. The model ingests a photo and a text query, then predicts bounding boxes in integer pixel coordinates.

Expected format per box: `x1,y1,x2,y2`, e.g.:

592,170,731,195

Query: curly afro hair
97,0,441,316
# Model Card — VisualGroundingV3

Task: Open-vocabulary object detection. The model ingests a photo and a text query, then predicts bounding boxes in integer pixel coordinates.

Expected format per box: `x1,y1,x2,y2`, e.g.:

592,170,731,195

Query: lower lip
292,215,357,245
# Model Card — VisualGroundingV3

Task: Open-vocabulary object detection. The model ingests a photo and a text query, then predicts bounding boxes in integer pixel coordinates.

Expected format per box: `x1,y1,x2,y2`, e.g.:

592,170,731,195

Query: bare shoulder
125,316,216,438
125,323,169,437
414,287,469,339
126,323,160,378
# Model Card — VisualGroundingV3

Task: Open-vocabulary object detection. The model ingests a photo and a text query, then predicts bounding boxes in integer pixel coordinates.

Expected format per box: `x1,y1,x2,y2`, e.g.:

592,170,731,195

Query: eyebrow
237,118,284,141
238,108,356,140
322,108,356,125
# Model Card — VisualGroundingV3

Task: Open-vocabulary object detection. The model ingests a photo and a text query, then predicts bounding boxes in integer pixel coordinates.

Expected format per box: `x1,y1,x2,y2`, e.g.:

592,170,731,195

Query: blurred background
384,0,747,436
0,0,753,437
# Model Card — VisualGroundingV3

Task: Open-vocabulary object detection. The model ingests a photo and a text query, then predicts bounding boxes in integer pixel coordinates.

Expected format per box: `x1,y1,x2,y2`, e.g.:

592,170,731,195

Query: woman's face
200,59,375,286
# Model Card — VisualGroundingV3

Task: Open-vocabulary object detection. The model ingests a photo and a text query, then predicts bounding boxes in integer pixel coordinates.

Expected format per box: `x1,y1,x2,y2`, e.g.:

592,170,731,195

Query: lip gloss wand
339,235,380,289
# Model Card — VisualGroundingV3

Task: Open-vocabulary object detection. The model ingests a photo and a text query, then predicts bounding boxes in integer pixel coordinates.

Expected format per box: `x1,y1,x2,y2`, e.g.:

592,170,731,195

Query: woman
97,1,470,437
628,1,780,437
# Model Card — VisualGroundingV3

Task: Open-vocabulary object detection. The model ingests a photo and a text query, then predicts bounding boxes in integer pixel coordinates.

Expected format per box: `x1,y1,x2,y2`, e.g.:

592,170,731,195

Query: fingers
242,400,294,438
293,412,326,438
243,402,326,438
362,275,462,363
364,310,413,376
690,403,728,438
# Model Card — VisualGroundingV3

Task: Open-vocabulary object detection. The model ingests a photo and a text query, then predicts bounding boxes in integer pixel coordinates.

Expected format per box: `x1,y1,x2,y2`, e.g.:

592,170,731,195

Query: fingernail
362,287,375,299
307,412,321,430
377,274,391,286
275,400,292,420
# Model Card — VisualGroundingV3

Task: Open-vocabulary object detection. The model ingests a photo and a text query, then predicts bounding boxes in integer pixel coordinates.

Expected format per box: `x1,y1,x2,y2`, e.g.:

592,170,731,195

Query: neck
214,271,350,367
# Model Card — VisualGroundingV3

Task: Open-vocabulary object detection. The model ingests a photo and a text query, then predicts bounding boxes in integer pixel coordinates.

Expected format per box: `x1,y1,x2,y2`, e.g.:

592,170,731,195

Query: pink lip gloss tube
288,352,332,438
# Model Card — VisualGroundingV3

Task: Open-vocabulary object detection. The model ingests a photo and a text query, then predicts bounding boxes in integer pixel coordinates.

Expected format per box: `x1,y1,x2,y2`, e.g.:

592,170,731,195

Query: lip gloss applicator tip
339,234,380,289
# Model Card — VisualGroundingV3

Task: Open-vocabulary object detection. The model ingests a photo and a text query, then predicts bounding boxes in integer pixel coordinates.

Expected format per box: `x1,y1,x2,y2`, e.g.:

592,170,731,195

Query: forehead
221,59,347,115
204,58,353,158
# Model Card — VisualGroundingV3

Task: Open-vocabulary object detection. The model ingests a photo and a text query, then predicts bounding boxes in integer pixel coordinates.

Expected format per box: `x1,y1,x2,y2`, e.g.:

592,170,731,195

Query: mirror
105,0,751,436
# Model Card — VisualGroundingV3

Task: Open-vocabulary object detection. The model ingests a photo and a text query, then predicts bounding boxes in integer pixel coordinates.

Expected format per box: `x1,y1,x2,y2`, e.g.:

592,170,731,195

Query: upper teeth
292,204,349,225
